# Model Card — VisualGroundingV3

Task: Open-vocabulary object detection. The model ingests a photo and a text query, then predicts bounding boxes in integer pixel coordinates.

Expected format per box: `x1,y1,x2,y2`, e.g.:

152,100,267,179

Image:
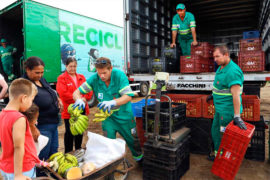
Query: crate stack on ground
161,94,213,155
143,128,191,180
180,42,215,73
238,31,265,72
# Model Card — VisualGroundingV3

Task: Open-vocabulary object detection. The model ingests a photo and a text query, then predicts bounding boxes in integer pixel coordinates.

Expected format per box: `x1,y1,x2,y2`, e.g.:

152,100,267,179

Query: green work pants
179,38,193,56
212,111,234,151
2,58,13,76
102,117,141,157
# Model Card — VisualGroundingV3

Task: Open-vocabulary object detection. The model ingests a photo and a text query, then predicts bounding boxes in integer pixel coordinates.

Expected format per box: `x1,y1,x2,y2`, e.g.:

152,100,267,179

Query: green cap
0,39,6,43
176,3,185,10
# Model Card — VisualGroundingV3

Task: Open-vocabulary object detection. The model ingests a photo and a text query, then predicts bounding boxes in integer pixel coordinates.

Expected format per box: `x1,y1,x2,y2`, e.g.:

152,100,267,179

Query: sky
0,0,124,27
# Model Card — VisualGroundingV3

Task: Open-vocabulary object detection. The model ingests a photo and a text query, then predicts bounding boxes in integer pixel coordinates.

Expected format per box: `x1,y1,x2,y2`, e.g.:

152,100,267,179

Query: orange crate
241,95,260,121
202,95,215,119
161,94,204,117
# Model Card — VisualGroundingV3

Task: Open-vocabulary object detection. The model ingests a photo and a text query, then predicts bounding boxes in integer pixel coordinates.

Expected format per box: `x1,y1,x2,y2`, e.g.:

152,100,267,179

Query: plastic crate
131,98,156,117
162,94,204,117
180,55,209,73
245,116,265,161
243,31,260,39
135,117,146,147
211,121,255,180
186,118,213,155
243,84,261,98
162,46,179,59
202,95,215,119
241,95,260,121
144,135,190,168
143,155,190,180
191,42,214,58
150,57,166,74
143,102,186,135
238,51,265,72
239,38,262,52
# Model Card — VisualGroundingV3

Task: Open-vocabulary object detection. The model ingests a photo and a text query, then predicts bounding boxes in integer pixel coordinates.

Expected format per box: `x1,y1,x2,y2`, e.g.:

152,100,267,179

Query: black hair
24,56,45,70
65,57,77,66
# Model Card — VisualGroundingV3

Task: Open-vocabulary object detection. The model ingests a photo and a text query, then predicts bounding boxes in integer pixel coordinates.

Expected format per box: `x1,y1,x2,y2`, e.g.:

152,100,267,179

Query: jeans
0,167,36,179
37,123,59,161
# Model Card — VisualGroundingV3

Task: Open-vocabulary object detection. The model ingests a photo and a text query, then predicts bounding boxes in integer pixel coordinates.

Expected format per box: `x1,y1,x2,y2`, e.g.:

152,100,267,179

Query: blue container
132,99,156,117
243,31,260,39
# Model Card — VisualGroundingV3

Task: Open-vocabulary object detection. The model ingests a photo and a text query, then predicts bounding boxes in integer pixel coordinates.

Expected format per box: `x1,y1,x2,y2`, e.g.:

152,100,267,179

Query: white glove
72,99,85,110
97,100,116,113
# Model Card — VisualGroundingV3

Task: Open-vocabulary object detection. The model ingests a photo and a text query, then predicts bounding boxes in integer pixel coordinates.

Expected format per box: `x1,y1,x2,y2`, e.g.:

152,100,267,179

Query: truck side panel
24,1,61,82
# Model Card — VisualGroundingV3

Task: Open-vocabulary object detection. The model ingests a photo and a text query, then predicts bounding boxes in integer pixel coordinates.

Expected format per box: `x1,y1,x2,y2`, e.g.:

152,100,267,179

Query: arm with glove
231,85,246,130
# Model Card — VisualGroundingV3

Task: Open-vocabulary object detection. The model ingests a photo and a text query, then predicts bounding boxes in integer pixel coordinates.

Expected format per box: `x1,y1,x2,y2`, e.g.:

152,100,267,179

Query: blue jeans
0,167,36,179
37,123,59,161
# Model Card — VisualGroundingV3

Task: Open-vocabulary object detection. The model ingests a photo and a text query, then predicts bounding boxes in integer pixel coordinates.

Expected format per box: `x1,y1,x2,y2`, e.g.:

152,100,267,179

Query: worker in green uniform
170,3,198,55
72,57,143,161
0,38,17,81
208,45,247,161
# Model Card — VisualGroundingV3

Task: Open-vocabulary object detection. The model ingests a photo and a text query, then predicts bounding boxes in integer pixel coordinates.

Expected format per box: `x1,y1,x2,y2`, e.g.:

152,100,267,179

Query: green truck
0,0,124,83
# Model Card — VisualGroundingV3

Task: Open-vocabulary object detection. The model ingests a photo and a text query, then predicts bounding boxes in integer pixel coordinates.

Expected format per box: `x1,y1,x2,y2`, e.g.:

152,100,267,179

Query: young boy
0,78,40,179
23,103,49,156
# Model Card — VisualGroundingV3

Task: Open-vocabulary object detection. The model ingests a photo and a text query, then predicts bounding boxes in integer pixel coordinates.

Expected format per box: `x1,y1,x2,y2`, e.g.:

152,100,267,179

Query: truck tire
139,82,149,97
88,94,98,107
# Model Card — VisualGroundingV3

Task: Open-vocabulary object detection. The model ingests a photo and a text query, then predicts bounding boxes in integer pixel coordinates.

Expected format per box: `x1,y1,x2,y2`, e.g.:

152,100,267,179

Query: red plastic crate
238,51,265,72
136,117,146,147
202,95,215,119
191,42,214,58
208,59,215,72
241,95,260,121
239,38,262,52
161,94,204,117
211,122,255,180
180,55,209,73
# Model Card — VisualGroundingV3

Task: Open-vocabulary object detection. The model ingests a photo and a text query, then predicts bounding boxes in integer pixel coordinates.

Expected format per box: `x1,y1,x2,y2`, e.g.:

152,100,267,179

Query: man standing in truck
170,3,198,55
72,57,143,162
209,45,247,161
0,38,17,81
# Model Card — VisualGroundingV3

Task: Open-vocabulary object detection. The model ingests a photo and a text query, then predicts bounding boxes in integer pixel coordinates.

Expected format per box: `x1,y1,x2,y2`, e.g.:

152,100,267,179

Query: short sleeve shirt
213,60,244,113
0,45,16,63
171,12,196,39
79,69,134,124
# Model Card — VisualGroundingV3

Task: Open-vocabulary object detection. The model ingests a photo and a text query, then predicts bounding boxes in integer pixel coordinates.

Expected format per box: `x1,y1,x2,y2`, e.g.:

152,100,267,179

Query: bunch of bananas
93,109,112,122
49,152,79,176
68,104,89,136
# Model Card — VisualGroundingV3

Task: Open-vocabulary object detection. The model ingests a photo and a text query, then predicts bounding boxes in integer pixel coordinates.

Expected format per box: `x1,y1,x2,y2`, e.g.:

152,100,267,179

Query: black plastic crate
162,46,179,59
143,102,186,135
143,135,190,168
186,117,213,155
243,84,261,98
143,154,190,180
245,116,265,161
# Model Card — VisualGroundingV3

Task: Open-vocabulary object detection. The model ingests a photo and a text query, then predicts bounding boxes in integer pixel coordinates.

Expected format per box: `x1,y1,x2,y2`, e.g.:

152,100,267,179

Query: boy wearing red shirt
0,78,40,179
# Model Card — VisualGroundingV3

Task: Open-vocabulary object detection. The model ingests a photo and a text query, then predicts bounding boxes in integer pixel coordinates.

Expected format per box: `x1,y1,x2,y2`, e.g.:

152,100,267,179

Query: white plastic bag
83,132,126,168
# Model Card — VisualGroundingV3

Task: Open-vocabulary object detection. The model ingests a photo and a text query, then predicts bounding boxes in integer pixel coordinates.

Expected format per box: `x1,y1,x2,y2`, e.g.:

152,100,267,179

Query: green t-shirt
79,68,134,124
213,60,244,113
0,45,16,63
171,12,196,40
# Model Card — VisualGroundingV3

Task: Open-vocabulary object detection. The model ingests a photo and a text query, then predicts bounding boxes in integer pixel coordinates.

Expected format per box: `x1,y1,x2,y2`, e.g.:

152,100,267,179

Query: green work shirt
213,60,244,113
171,12,196,40
79,68,134,124
0,45,16,63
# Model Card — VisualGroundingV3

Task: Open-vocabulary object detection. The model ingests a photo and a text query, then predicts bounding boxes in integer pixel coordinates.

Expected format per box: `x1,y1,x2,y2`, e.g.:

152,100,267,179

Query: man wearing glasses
72,57,143,162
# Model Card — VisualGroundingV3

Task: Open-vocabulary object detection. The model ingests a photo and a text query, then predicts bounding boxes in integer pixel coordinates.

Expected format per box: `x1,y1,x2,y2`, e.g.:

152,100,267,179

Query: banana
70,124,78,136
94,113,107,118
58,155,66,165
65,154,78,166
74,122,84,135
77,119,87,130
49,152,64,161
79,115,89,122
93,117,106,122
68,104,74,114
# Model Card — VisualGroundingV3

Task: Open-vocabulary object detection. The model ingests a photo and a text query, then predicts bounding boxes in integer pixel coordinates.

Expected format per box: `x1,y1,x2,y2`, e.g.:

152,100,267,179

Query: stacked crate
143,102,186,135
180,42,214,73
143,128,191,180
161,94,213,155
238,37,265,72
